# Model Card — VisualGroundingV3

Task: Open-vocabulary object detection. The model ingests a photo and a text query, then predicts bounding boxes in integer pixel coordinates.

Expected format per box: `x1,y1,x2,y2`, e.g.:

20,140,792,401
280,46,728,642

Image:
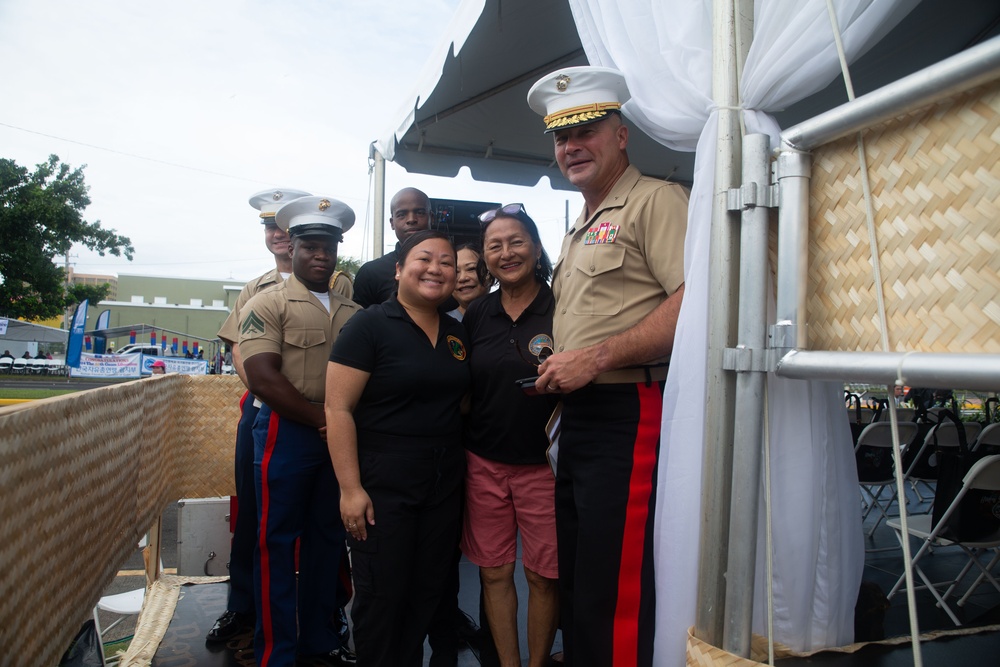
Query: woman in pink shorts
462,204,560,667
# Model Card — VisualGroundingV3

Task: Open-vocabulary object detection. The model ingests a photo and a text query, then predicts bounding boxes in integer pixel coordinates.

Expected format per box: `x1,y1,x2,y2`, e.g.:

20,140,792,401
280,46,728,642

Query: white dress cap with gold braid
527,66,631,133
249,188,312,222
275,196,355,240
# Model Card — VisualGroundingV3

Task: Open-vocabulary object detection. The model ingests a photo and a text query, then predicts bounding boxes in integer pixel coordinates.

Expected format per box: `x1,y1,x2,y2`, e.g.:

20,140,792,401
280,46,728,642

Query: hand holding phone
515,376,540,396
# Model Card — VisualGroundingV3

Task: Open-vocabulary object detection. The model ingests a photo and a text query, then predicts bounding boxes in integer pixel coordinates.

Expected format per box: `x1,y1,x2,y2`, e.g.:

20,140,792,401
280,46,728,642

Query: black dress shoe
206,610,254,643
297,646,357,666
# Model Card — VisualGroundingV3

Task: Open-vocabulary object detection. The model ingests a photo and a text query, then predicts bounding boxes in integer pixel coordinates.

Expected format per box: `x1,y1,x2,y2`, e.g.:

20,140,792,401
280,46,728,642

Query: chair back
905,417,971,482
974,423,1000,454
855,422,919,483
11,358,27,373
965,454,1000,491
878,406,915,422
0,358,12,373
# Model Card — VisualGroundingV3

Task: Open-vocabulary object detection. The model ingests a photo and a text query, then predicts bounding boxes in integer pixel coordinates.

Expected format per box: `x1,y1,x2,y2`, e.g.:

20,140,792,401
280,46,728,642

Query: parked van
115,344,163,357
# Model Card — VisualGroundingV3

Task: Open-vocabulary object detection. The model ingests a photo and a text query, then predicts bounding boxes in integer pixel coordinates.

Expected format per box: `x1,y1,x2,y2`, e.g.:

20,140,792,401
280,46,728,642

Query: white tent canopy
377,0,997,190
0,318,69,344
375,0,696,189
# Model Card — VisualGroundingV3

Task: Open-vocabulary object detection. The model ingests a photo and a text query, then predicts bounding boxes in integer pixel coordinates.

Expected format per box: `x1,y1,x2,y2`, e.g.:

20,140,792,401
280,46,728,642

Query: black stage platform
114,484,1000,666
150,545,556,666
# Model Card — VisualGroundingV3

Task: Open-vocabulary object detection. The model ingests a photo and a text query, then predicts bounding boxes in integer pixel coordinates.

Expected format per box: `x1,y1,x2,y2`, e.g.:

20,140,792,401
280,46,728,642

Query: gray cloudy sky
0,0,578,282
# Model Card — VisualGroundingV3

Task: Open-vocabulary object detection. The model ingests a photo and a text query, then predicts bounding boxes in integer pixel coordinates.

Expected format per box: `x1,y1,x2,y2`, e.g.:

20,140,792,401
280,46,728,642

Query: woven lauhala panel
807,81,1000,353
0,374,243,664
170,374,242,499
0,383,145,665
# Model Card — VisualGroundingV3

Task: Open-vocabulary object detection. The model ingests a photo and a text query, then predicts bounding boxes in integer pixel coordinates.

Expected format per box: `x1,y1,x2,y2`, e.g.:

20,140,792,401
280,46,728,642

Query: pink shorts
460,450,558,579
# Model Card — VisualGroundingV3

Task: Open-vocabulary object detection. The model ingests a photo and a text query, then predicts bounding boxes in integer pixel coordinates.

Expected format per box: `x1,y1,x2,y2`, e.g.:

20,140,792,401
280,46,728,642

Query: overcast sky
0,0,580,283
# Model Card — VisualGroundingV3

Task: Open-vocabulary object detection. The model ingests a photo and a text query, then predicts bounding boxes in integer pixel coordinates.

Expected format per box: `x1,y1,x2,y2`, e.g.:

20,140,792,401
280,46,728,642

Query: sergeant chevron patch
241,311,266,337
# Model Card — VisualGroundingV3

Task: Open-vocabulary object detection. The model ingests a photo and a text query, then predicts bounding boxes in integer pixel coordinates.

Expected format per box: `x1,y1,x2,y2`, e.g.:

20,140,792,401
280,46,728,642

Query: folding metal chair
902,420,981,508
973,422,1000,455
886,455,1000,626
855,421,920,536
879,406,915,422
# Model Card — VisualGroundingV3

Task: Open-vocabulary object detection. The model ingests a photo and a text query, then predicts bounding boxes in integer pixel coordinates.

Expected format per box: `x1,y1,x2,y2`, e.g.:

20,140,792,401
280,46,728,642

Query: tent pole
695,0,752,647
372,146,386,259
722,134,772,656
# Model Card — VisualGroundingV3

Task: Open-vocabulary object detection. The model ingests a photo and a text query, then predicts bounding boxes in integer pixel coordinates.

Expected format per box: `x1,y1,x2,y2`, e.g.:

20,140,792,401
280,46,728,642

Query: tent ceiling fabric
379,0,1000,191
377,0,697,190
0,319,69,343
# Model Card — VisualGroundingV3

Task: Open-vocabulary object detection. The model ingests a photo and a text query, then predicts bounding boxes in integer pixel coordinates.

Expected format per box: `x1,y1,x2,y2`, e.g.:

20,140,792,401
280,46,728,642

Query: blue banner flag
66,299,89,368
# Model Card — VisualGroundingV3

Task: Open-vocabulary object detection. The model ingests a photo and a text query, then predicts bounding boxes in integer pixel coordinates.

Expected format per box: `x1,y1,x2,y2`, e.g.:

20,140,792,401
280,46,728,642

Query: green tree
67,281,113,306
0,155,133,320
336,256,363,279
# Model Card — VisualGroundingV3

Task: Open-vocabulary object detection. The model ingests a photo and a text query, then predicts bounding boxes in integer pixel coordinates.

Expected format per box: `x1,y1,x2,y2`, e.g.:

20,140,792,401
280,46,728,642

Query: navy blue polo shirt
330,294,470,440
463,284,559,465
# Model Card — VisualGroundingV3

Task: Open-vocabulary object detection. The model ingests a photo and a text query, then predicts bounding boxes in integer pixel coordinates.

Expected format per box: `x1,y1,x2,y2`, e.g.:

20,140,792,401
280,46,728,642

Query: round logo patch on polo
528,334,554,356
447,335,467,361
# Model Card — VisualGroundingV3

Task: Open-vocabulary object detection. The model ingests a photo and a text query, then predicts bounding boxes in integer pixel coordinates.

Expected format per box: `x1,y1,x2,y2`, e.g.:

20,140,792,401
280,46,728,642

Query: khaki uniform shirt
552,165,687,364
218,268,285,346
219,268,354,346
238,275,360,403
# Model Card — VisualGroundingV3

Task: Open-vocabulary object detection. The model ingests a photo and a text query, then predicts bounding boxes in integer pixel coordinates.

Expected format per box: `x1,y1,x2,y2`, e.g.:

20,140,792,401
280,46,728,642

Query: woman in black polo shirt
325,230,470,667
462,204,560,667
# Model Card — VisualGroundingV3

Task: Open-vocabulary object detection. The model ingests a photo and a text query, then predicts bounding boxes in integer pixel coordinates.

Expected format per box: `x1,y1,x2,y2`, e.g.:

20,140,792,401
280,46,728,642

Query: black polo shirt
352,246,400,308
330,294,470,440
463,284,559,465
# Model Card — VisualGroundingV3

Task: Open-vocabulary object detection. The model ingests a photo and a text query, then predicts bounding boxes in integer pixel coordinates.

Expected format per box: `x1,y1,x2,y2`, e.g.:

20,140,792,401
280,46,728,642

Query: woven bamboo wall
808,81,1000,353
0,374,242,666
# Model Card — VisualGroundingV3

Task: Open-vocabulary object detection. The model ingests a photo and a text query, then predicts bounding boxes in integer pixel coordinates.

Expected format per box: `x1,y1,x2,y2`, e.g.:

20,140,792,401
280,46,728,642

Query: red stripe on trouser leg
612,382,661,667
257,409,281,667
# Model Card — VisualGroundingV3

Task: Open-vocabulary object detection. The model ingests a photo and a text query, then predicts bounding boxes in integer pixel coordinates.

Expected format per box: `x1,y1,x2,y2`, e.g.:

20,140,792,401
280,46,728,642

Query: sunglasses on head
479,203,527,225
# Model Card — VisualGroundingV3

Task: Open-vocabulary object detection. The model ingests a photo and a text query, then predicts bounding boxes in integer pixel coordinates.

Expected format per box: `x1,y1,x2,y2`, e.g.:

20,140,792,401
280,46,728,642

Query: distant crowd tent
87,324,220,351
0,318,69,344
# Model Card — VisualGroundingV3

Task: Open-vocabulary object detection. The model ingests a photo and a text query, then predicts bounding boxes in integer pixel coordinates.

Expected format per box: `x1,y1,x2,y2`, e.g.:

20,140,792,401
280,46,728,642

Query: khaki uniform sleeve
637,183,688,296
218,282,256,345
238,292,284,360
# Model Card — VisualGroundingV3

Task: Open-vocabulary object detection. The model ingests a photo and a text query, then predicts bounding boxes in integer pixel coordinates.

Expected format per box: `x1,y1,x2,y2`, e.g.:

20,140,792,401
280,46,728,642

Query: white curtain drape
567,0,917,664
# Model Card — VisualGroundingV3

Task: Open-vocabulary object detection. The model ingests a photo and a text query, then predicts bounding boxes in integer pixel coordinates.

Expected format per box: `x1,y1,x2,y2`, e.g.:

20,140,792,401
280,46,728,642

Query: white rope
732,0,748,137
362,153,375,264
825,1,923,664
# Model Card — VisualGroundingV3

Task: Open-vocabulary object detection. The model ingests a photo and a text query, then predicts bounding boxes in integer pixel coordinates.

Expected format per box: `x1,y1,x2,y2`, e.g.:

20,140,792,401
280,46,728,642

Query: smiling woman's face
483,216,540,290
396,237,457,307
453,247,487,310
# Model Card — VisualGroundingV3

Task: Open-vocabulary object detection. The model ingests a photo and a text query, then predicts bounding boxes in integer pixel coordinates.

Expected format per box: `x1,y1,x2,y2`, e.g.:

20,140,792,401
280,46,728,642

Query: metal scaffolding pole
722,134,772,656
695,0,751,646
782,36,1000,152
371,145,386,259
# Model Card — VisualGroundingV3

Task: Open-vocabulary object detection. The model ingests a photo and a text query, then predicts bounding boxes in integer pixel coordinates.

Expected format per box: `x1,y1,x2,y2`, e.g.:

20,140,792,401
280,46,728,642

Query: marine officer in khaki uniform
528,66,687,667
240,196,361,667
210,187,311,644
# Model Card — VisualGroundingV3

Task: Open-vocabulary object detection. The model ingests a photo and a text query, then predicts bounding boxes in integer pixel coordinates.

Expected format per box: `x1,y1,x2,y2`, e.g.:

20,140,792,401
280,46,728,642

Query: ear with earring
536,262,541,270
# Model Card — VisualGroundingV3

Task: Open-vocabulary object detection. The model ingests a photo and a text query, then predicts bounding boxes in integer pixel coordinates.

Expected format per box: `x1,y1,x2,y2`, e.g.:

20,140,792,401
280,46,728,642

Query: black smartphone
515,376,540,396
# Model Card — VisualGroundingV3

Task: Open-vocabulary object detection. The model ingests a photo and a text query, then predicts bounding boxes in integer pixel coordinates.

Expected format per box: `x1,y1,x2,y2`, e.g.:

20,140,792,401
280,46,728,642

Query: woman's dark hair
478,207,553,286
397,229,454,264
